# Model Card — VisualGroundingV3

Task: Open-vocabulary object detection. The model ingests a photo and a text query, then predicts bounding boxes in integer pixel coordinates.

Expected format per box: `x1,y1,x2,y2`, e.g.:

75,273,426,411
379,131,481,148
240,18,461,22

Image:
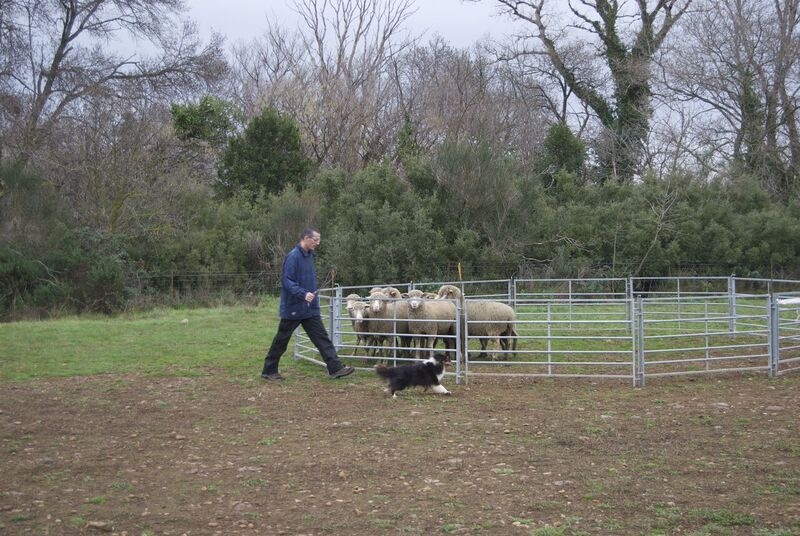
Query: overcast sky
186,0,524,49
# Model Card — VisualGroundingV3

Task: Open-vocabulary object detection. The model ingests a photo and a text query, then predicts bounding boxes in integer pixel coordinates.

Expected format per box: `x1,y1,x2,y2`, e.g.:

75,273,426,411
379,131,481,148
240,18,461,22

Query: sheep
382,287,414,354
344,293,371,356
405,289,458,359
368,288,412,359
437,284,518,360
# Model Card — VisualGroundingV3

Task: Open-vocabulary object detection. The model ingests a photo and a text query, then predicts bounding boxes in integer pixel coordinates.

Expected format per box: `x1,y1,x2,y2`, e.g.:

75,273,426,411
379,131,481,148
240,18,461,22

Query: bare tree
494,35,597,134
391,39,550,165
36,97,203,235
230,21,307,118
662,0,800,197
230,0,414,171
0,0,226,166
481,0,693,182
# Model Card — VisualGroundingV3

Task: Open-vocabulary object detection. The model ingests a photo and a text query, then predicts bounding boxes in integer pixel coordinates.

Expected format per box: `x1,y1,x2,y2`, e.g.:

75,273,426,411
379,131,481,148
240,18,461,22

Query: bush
218,107,314,198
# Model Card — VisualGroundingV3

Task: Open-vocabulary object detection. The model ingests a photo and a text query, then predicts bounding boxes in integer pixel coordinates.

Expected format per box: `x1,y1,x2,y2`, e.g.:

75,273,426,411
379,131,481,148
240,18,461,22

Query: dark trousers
262,315,343,375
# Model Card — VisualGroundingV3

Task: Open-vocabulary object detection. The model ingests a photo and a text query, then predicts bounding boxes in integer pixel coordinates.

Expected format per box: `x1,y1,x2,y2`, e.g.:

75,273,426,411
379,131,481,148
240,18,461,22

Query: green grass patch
689,509,755,527
0,301,280,381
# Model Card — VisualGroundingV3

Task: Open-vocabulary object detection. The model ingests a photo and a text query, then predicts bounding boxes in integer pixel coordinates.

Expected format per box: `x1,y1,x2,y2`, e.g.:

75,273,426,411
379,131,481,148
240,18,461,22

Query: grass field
0,301,283,381
2,303,799,535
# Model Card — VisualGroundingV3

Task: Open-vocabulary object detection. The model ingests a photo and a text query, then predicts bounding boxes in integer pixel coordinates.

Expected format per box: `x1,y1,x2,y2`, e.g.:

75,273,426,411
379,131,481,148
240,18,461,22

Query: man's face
302,232,321,252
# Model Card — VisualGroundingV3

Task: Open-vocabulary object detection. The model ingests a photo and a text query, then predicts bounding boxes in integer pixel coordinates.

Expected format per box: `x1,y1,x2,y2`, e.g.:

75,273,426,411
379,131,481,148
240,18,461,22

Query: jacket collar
296,243,313,257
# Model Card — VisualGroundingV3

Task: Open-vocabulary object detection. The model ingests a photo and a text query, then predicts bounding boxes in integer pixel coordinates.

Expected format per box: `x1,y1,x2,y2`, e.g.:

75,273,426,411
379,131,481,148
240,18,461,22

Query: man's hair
301,227,320,240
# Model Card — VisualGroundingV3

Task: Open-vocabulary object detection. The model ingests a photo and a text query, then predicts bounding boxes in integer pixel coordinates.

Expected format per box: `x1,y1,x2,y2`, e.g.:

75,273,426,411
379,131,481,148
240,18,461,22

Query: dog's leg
430,384,450,395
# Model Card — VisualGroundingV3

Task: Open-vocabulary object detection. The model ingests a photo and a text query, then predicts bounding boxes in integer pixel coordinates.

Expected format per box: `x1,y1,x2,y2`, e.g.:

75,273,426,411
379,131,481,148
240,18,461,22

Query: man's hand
305,292,315,303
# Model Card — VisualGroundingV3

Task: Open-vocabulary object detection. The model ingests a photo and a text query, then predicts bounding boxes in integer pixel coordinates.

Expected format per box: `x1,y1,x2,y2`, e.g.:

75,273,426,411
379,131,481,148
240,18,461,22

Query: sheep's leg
401,334,413,358
477,337,488,360
415,334,430,360
499,328,518,360
426,334,437,359
442,336,454,351
371,336,386,364
377,337,387,362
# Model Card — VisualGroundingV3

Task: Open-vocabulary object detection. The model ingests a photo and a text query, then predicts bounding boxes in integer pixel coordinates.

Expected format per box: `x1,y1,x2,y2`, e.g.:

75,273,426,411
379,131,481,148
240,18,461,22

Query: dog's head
432,353,451,366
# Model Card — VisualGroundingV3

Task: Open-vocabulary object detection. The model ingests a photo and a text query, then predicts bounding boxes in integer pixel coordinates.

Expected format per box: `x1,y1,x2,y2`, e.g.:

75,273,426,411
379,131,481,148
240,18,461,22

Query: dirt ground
1,369,799,535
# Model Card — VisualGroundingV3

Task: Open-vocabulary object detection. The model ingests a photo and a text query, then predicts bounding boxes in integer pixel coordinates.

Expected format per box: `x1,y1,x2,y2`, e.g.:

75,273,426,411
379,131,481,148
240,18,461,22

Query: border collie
375,353,451,398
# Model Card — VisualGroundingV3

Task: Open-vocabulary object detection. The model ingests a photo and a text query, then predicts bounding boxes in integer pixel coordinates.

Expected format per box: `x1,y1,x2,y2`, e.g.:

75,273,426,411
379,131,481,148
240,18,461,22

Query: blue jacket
279,243,320,320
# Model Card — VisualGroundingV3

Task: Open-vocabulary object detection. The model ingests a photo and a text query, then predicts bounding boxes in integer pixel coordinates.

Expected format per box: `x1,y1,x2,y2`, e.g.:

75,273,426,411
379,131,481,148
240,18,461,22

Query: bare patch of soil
2,371,799,535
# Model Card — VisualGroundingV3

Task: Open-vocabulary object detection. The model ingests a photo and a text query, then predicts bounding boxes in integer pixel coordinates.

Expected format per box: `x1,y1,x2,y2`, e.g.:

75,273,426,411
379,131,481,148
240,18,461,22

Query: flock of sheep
343,285,518,361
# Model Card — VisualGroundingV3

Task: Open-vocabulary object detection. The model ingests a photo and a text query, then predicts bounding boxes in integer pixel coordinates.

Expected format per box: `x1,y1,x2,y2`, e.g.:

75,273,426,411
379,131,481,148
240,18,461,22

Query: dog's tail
374,363,392,379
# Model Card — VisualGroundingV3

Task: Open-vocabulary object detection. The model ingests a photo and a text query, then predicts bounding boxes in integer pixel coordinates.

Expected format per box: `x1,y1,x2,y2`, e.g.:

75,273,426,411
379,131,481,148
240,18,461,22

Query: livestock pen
293,277,800,386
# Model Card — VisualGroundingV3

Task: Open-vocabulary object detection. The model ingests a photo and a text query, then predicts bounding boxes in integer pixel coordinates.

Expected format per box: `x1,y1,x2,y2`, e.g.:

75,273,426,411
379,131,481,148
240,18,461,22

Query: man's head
300,227,321,252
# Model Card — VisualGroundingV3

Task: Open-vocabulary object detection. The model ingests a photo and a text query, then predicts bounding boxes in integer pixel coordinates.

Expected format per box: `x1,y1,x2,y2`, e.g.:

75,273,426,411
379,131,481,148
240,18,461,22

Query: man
261,227,355,381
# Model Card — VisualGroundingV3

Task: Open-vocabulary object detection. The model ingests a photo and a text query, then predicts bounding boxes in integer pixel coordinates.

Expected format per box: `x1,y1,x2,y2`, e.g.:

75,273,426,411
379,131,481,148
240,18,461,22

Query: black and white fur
375,353,451,398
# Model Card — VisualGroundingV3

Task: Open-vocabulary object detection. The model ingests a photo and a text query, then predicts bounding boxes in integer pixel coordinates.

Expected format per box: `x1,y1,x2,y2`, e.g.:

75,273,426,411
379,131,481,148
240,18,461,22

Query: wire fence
294,276,800,387
123,270,283,307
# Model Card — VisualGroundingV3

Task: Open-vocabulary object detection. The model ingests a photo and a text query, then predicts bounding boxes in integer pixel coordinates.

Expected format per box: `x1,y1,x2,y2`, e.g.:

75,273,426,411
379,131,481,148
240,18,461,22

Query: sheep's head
345,293,362,313
369,290,388,313
384,287,403,299
407,289,424,311
437,285,462,301
350,301,368,326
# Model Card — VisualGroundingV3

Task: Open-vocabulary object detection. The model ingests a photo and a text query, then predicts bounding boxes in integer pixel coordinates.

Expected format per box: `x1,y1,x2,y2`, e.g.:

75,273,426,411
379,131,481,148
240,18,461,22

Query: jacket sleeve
282,252,307,301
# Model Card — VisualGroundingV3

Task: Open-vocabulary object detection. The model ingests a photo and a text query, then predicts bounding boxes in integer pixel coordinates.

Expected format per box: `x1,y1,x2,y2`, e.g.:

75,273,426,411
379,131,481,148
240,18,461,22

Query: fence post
509,277,515,308
768,294,779,377
332,287,342,348
728,275,737,337
455,300,463,385
636,296,645,387
463,300,470,382
547,302,552,376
